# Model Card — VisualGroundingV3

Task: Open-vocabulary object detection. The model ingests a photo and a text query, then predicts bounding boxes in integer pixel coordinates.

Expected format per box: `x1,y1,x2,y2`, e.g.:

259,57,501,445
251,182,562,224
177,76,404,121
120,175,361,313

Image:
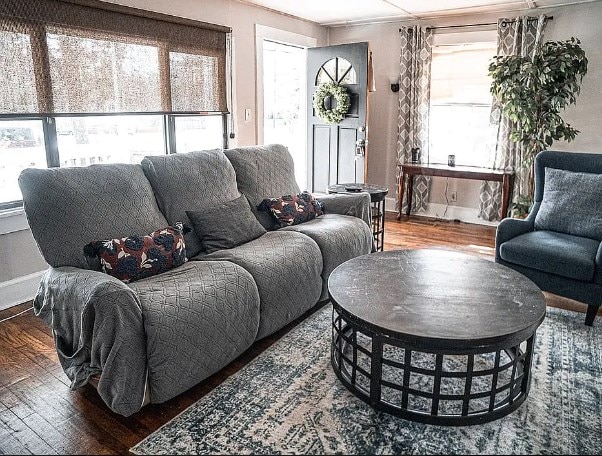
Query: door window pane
0,120,46,205
56,115,164,166
174,116,224,152
263,40,307,189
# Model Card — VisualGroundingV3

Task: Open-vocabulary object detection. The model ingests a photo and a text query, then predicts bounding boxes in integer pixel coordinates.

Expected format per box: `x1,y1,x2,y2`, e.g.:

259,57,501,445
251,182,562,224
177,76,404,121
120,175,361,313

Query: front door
307,42,369,192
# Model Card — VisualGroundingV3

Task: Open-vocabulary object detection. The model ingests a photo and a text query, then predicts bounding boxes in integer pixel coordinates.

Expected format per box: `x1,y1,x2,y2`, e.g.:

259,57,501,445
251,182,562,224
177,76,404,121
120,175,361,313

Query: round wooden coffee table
328,249,546,426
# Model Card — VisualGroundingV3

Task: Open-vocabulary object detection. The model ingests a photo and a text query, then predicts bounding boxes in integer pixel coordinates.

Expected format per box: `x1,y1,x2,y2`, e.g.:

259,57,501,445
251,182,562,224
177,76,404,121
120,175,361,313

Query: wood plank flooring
0,215,598,454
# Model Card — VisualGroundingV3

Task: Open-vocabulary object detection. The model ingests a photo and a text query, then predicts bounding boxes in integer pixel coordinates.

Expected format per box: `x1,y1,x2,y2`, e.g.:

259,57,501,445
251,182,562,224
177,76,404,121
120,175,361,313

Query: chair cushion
141,150,241,258
281,214,373,300
499,231,600,281
129,260,260,404
18,164,168,269
195,231,323,339
224,144,300,230
83,222,189,283
534,167,602,241
186,195,266,254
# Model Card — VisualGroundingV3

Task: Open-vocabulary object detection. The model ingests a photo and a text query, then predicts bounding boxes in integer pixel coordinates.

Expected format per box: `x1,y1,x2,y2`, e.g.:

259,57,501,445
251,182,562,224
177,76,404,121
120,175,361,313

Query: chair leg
585,305,598,326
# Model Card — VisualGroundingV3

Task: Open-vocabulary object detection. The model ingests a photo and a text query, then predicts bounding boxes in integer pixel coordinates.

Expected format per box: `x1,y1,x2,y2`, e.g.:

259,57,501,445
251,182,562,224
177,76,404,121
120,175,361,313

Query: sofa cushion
281,214,373,300
499,231,600,281
83,222,188,283
141,150,241,257
534,167,602,241
186,195,266,254
195,230,323,339
129,260,260,404
224,144,300,230
18,164,168,269
258,191,324,228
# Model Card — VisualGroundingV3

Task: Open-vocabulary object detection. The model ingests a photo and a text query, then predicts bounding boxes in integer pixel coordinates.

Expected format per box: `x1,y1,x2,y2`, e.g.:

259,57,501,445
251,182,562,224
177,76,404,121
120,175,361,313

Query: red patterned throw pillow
258,191,324,228
83,223,189,283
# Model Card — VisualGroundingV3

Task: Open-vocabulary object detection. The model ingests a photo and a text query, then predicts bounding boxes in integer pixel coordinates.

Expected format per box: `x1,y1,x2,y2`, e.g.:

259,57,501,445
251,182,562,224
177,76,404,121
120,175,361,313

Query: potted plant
488,37,588,209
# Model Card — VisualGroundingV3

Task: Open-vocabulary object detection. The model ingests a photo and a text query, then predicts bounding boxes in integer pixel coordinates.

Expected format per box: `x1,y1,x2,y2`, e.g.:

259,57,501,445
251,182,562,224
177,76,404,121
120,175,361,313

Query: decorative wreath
313,82,350,124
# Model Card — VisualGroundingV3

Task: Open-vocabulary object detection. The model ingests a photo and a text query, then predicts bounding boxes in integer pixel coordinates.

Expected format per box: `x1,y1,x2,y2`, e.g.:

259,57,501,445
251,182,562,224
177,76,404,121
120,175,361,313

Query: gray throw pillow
186,195,267,253
534,167,602,241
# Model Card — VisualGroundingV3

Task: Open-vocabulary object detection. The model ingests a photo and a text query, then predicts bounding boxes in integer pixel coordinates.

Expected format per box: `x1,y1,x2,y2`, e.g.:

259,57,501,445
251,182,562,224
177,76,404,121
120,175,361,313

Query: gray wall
329,1,602,216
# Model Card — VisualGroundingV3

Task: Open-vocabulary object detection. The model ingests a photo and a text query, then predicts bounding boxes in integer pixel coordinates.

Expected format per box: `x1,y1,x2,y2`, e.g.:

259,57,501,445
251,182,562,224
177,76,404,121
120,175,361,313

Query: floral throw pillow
258,191,324,228
83,223,189,283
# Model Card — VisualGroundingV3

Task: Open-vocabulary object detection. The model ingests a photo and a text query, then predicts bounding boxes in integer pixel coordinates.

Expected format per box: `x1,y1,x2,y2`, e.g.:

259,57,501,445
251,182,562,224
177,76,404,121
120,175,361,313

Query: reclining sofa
19,144,373,416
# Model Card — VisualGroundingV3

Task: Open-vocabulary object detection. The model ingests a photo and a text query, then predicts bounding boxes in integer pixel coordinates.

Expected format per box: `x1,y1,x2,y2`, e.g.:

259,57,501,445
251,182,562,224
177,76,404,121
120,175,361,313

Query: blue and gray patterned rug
131,305,602,455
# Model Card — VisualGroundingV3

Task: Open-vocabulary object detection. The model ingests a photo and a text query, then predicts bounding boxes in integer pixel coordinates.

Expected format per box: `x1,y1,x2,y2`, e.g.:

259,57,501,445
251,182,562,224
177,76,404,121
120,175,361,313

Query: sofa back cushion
224,144,300,230
534,167,602,241
141,149,240,257
18,164,168,269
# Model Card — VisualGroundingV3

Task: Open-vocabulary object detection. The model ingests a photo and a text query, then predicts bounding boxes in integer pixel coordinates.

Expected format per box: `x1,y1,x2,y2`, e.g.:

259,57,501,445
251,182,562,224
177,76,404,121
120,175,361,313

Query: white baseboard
0,270,44,311
384,196,498,227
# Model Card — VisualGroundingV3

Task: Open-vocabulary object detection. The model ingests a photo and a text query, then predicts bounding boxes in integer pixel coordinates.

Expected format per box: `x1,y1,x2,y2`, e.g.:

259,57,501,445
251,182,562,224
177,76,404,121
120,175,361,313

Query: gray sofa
19,144,373,416
495,150,602,326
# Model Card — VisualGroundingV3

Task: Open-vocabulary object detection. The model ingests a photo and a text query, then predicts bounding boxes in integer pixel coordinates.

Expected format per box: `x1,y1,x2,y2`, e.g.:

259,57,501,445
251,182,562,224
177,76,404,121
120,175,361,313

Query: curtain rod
399,16,553,32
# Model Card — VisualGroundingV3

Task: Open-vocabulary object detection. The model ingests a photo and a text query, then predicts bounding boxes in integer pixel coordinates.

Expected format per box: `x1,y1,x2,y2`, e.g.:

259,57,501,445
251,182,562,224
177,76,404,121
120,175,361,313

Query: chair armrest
594,242,602,285
314,192,372,227
495,217,535,261
34,267,147,416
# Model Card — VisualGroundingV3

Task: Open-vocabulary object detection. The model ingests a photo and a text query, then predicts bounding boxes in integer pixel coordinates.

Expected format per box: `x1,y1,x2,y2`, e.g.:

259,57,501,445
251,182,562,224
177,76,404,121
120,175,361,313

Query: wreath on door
313,82,350,124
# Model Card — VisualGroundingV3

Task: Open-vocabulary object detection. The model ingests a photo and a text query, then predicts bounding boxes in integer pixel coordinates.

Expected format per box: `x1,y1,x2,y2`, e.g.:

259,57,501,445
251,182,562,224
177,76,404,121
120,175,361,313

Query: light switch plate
244,108,251,122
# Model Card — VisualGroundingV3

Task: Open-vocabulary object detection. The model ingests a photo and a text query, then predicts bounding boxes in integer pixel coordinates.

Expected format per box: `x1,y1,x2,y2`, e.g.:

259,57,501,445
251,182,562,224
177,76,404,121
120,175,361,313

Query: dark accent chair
495,150,602,326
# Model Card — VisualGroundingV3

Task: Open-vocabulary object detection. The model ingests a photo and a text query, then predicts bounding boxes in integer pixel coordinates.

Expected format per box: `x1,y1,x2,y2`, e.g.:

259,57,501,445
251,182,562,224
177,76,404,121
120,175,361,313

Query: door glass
263,39,307,189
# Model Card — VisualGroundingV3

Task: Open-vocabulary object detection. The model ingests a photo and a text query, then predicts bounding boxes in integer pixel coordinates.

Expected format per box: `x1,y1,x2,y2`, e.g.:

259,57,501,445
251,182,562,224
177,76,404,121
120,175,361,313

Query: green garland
312,82,350,124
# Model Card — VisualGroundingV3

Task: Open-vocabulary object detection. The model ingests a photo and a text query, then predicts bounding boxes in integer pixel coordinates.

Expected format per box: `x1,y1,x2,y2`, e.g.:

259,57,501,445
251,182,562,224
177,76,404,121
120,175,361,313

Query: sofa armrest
495,217,535,261
34,267,147,416
315,192,372,227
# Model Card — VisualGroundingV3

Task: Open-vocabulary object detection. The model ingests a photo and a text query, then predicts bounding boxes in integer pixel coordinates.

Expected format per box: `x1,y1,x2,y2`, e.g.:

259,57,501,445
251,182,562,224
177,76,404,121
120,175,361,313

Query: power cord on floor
0,306,33,323
434,178,450,225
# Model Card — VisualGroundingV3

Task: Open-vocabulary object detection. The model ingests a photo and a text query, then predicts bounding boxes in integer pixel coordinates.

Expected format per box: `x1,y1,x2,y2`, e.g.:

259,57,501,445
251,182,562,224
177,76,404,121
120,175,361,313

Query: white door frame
255,24,317,186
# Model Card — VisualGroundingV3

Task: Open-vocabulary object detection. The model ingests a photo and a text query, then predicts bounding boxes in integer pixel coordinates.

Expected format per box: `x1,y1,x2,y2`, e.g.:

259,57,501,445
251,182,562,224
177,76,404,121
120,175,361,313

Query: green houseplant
488,37,588,210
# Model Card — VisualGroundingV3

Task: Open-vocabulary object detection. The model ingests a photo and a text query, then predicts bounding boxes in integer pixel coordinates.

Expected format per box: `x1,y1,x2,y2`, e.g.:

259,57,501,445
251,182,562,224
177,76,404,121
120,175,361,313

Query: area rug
130,305,602,455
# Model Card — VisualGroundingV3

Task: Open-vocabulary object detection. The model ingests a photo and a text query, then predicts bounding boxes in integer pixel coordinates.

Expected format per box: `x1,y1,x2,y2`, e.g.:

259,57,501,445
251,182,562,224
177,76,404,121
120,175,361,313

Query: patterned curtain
478,15,548,221
396,26,434,213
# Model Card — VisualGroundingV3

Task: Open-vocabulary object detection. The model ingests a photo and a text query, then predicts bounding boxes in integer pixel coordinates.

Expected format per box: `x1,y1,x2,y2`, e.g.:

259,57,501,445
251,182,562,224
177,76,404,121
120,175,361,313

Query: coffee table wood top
328,249,546,349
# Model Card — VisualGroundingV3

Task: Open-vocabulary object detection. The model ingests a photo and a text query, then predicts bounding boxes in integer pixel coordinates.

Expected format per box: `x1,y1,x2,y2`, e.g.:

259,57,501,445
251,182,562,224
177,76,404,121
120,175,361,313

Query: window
0,0,231,211
428,38,498,168
174,115,225,153
0,119,46,208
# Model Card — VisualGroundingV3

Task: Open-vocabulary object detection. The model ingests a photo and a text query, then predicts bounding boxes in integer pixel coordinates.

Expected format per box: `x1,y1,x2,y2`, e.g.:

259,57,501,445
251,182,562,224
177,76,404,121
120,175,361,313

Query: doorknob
355,139,367,158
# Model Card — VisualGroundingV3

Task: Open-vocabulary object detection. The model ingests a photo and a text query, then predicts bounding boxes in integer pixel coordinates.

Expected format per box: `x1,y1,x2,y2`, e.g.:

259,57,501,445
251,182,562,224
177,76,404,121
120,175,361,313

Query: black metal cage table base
327,249,546,426
331,305,537,426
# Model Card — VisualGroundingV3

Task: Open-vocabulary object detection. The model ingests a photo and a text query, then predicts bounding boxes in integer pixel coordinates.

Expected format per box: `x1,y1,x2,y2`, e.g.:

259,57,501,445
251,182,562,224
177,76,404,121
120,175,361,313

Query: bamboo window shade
0,0,231,114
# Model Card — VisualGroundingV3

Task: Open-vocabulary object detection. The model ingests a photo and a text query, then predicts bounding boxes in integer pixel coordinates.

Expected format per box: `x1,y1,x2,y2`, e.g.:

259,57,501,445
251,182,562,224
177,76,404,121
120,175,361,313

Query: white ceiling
238,0,591,26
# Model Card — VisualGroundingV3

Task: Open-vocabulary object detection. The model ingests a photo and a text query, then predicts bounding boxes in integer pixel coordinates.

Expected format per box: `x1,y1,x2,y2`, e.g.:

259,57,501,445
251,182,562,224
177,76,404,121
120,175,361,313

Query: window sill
0,208,29,235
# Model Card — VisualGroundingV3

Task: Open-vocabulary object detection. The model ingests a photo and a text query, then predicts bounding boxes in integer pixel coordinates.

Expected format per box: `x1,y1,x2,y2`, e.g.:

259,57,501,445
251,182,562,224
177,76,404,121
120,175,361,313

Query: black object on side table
327,183,389,252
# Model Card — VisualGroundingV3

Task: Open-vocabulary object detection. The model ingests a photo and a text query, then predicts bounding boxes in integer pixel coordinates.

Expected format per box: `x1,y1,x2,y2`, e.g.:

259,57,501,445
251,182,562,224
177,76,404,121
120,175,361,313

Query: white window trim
0,208,28,235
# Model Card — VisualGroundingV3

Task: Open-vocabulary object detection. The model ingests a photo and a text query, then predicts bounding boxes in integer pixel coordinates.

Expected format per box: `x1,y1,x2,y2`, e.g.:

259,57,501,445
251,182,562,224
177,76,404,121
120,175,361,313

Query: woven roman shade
0,0,230,114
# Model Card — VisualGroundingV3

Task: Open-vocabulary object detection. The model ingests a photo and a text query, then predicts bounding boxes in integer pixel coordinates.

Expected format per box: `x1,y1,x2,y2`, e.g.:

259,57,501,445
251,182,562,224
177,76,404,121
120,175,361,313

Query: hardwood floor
0,215,598,454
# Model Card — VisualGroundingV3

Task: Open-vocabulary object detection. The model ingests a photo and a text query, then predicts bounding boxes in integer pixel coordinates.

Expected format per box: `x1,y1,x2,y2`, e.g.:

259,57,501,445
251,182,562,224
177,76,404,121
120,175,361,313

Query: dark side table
327,183,389,252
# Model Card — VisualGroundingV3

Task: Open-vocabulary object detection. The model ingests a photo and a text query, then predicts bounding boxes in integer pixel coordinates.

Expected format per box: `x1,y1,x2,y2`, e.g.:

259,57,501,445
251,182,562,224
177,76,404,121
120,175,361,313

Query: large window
428,38,498,168
0,0,230,210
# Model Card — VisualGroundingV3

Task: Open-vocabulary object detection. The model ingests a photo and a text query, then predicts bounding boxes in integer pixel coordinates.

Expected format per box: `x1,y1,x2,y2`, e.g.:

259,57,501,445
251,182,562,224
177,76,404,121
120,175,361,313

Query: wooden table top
328,249,546,349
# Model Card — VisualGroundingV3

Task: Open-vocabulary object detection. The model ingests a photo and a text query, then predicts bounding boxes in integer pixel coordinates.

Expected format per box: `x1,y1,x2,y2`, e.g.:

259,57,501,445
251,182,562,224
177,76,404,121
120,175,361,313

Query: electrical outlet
450,191,457,202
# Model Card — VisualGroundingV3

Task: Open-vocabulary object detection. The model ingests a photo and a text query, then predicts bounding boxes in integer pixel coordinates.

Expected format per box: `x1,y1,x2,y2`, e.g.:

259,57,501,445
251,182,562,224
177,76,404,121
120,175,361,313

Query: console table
397,163,514,220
